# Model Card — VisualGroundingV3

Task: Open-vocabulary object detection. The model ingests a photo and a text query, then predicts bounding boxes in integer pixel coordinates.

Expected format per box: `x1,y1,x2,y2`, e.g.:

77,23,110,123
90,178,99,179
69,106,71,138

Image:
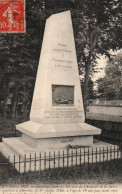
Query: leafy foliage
71,0,121,109
97,52,122,100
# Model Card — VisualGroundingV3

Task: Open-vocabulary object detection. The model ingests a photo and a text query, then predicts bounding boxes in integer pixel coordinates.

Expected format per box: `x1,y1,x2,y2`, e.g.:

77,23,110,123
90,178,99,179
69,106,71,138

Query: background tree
97,52,122,100
81,77,96,101
71,0,121,111
0,0,121,119
0,0,46,119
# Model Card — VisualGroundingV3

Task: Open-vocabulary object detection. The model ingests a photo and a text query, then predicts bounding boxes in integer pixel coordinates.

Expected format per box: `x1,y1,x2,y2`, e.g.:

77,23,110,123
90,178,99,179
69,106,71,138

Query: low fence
0,145,121,174
86,119,122,147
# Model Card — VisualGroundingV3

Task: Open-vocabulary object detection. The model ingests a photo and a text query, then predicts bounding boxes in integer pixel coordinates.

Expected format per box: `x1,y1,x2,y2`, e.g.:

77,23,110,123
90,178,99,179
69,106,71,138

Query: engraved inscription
54,48,72,53
52,42,73,68
44,110,83,119
53,58,73,64
61,138,73,143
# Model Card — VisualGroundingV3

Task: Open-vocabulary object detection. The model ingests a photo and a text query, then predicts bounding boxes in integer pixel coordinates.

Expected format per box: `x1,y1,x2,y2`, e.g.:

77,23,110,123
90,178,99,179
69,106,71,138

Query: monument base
0,138,120,173
22,133,93,149
15,120,101,149
0,121,103,173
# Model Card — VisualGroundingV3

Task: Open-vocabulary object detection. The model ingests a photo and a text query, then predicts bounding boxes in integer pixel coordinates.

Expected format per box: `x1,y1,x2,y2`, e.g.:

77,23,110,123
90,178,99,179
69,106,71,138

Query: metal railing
0,146,121,175
86,119,122,147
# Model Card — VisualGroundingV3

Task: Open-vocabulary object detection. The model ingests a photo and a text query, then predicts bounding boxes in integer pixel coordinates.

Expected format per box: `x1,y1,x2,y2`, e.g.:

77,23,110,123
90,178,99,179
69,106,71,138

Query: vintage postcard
0,0,121,194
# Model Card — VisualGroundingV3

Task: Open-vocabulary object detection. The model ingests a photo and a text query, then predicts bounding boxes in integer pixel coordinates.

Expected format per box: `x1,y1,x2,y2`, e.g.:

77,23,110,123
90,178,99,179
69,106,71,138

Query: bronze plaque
52,85,74,106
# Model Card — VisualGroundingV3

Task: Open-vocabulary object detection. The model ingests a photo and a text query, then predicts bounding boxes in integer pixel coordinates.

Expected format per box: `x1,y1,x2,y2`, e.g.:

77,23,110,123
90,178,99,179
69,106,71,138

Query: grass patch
0,152,122,186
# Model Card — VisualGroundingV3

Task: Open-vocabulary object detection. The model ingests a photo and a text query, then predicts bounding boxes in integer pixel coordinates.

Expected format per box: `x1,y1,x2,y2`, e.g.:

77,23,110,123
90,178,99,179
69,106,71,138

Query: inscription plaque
52,85,74,106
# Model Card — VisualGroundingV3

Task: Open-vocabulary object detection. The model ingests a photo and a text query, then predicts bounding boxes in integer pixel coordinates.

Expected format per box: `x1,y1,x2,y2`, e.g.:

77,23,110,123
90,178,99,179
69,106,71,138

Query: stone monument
16,10,101,150
0,11,101,158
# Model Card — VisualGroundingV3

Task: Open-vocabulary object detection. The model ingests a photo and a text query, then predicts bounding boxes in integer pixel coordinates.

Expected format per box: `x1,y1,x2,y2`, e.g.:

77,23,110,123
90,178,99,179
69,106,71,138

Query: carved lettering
44,110,83,119
54,48,72,53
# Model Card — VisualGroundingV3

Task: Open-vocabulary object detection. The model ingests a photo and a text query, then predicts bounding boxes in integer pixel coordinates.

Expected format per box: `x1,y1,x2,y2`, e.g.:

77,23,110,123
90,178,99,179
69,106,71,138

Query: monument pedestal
16,121,101,149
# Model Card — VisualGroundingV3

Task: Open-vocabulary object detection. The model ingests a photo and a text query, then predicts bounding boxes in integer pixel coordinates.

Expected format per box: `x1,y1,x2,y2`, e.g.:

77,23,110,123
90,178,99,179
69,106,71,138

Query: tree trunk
3,96,8,120
83,60,91,116
3,85,9,121
10,98,17,120
10,94,17,120
82,28,100,116
22,102,29,121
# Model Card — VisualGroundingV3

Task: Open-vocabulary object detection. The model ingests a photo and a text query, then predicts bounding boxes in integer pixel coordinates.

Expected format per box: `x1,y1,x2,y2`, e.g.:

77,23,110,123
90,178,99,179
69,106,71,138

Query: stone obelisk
15,11,101,149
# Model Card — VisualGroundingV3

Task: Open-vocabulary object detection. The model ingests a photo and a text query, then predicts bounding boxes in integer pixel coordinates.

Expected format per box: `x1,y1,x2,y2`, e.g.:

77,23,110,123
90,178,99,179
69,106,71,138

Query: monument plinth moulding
0,11,103,162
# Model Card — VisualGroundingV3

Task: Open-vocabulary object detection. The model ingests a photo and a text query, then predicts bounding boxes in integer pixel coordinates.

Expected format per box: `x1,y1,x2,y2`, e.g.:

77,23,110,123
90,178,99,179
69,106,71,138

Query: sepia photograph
0,0,122,193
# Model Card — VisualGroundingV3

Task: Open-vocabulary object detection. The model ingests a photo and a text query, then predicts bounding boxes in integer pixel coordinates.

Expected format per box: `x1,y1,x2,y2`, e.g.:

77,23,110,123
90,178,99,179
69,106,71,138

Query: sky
93,55,107,82
92,50,122,89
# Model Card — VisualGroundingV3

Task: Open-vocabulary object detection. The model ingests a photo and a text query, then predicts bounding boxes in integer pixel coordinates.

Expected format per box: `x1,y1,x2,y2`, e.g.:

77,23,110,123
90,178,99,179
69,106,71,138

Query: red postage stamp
0,0,25,33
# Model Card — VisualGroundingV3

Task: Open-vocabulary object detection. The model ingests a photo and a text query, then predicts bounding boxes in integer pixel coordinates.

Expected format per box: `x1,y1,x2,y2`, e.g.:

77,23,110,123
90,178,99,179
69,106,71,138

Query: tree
97,52,122,100
81,77,96,101
70,0,121,111
0,0,46,119
0,33,38,119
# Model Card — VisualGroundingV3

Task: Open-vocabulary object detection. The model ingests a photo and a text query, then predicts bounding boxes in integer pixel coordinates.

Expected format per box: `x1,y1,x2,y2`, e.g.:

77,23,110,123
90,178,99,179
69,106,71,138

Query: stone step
0,142,24,172
0,142,34,173
0,139,120,173
2,137,119,159
0,142,19,162
2,137,43,158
